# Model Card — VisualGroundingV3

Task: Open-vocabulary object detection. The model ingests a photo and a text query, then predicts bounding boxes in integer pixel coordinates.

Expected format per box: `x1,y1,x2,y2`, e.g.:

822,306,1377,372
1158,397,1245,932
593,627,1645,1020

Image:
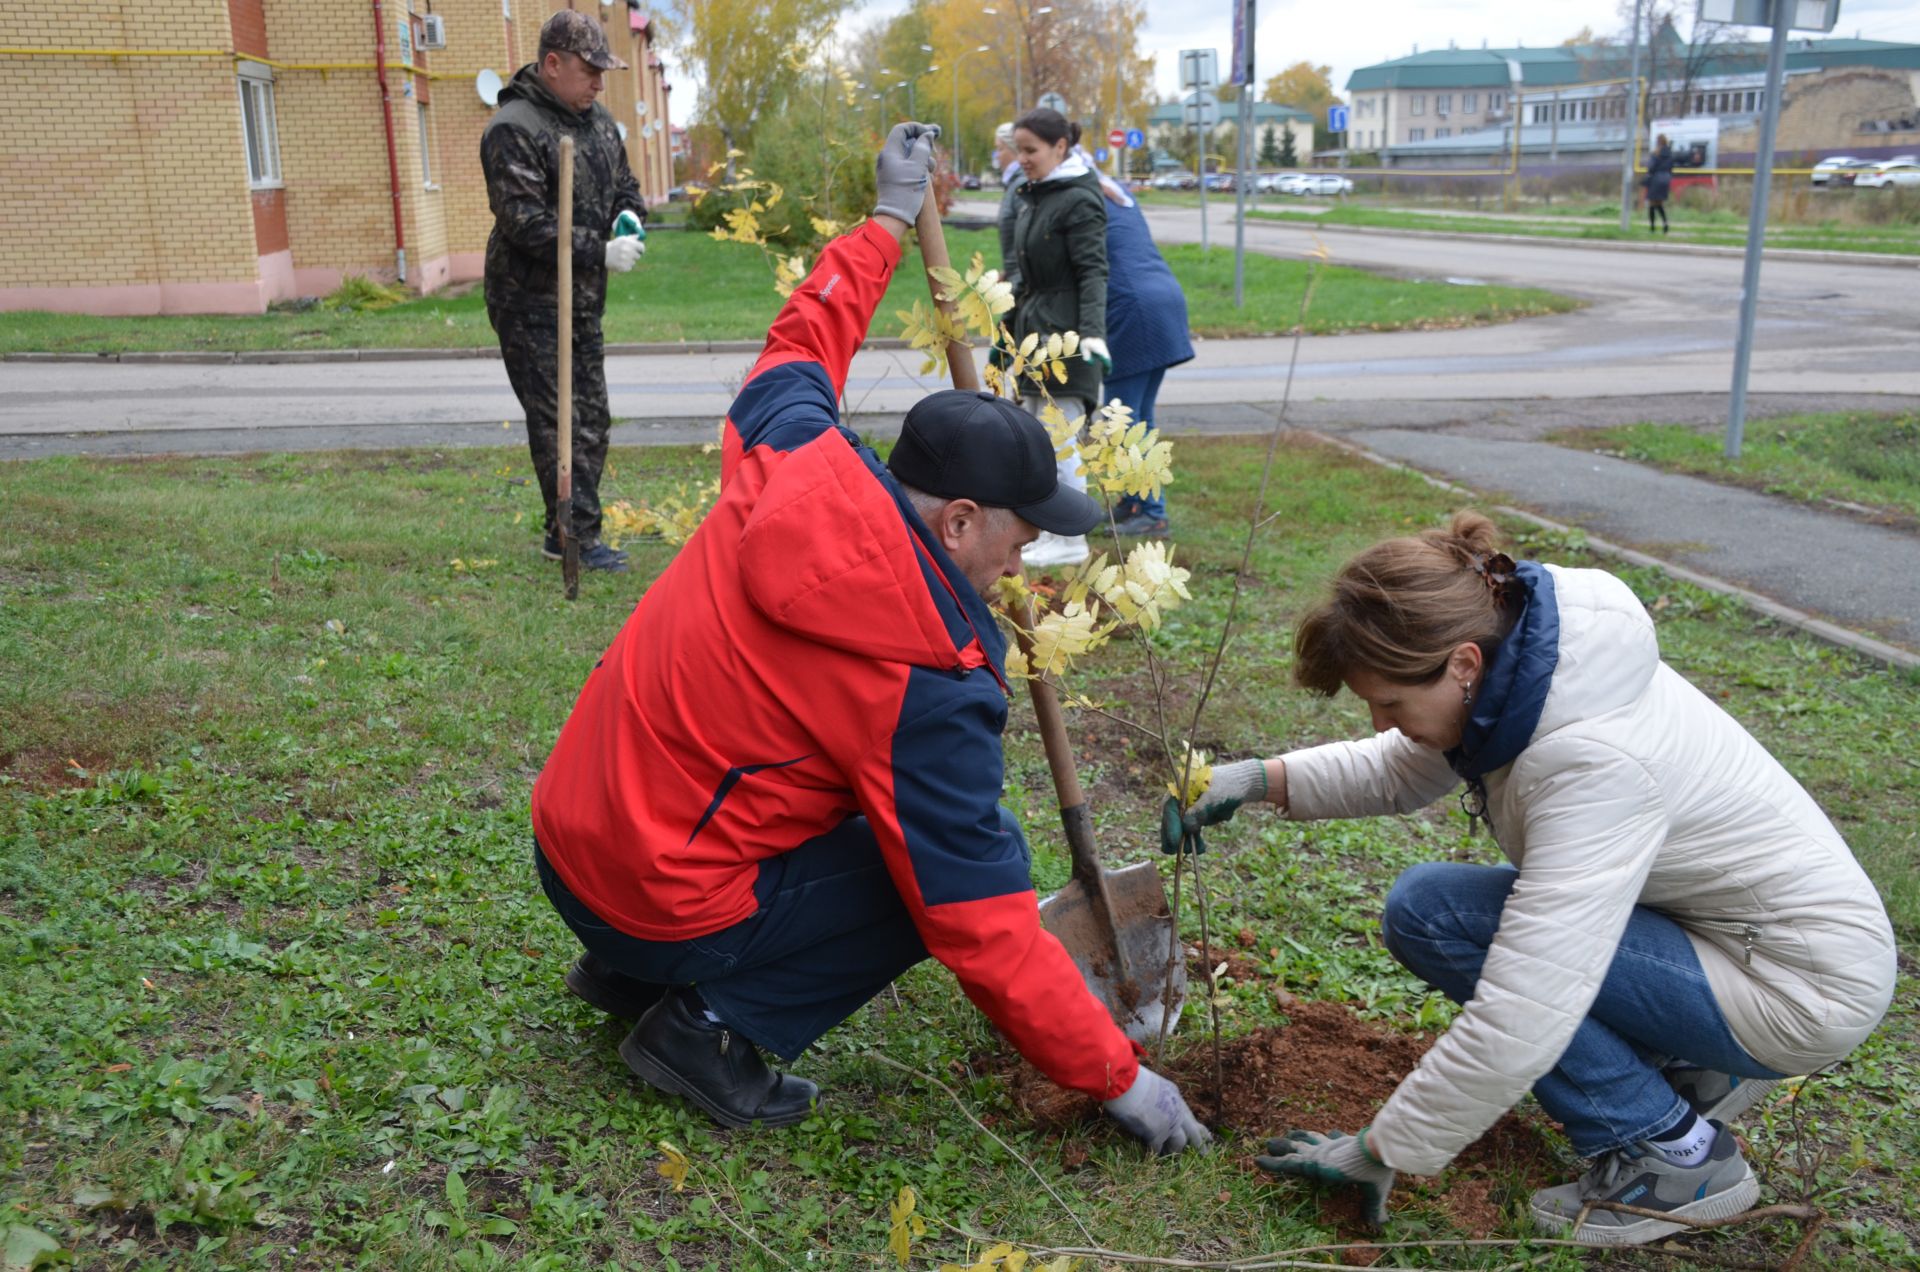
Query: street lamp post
952,44,991,176
983,3,1051,115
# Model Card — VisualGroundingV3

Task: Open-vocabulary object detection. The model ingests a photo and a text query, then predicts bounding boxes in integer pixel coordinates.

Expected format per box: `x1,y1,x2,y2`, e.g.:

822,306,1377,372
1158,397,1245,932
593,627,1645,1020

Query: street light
952,44,992,178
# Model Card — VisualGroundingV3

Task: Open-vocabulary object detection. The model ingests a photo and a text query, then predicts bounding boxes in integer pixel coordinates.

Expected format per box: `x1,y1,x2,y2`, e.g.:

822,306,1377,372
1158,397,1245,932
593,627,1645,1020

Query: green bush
687,105,879,249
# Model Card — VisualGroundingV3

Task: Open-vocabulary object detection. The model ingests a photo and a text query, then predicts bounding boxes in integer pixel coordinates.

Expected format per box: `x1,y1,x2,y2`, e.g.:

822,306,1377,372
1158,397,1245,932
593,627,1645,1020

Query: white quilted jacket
1279,564,1896,1175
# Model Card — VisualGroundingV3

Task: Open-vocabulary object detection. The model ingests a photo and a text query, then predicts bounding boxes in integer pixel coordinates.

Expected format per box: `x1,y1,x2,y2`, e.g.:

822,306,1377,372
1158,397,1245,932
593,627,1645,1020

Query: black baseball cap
887,391,1102,536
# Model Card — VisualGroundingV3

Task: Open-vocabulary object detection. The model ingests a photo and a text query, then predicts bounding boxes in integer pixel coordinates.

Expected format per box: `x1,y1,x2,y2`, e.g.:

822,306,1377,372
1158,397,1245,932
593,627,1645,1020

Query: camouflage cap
539,10,627,71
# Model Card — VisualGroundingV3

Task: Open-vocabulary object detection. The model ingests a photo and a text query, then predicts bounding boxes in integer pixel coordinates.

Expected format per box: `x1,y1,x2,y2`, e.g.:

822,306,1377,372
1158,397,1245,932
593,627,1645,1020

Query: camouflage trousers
491,304,611,544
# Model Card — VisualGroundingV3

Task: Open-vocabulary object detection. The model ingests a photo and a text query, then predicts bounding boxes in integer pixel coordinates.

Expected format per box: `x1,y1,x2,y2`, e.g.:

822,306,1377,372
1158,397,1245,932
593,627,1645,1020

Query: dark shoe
1109,512,1170,538
565,953,667,1021
618,992,818,1129
542,531,562,560
1529,1121,1758,1246
578,541,630,573
1664,1067,1781,1126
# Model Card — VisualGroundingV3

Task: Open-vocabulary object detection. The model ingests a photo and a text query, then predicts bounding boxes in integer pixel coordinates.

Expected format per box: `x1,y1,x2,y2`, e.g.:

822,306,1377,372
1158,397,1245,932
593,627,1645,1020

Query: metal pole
1617,0,1644,234
1232,0,1252,307
1726,0,1794,460
1197,113,1208,252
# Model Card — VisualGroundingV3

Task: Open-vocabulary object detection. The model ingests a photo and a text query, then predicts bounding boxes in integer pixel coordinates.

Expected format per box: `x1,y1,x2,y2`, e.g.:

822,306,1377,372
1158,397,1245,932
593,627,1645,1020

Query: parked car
960,173,982,190
1204,172,1235,193
1809,156,1872,186
1269,173,1311,195
1853,159,1920,189
1292,173,1355,196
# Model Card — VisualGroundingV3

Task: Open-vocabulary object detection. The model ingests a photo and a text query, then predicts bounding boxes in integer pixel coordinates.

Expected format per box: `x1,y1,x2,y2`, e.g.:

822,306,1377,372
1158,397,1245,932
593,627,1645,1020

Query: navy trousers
536,809,1031,1060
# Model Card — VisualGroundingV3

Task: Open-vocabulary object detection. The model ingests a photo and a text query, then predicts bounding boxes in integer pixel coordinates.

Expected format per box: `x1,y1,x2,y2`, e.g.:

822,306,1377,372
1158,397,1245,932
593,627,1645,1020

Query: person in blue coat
1087,160,1193,538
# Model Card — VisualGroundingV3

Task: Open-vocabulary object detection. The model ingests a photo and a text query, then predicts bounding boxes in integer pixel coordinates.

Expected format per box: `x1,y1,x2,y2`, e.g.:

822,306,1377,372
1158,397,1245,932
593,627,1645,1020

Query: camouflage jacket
481,63,645,315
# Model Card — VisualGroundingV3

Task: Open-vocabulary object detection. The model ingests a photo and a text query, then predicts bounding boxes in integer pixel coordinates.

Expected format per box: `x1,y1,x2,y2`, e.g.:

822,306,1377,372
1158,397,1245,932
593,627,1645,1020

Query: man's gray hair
900,484,1015,531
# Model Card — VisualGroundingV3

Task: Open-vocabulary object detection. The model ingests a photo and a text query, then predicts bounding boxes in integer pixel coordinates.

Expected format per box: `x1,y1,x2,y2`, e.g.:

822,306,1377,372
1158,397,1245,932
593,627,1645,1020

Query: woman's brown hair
1293,511,1517,696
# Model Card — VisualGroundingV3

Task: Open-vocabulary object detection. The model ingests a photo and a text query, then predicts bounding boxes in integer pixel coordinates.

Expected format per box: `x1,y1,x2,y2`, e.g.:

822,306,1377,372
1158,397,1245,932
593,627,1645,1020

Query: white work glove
1103,1065,1213,1155
1080,336,1112,376
1256,1128,1396,1229
1186,757,1267,829
604,235,644,273
873,122,941,223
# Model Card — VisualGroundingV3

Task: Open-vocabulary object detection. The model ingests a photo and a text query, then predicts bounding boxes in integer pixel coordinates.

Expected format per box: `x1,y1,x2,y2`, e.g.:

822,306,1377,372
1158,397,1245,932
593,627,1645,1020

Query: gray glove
873,122,941,223
1256,1129,1396,1228
1103,1065,1213,1155
1186,757,1267,829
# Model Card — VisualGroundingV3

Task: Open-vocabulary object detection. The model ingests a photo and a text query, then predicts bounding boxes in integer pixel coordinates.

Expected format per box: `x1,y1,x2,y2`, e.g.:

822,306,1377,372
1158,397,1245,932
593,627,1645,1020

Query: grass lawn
1248,203,1920,256
1551,410,1920,529
3,438,1917,1269
0,227,1574,356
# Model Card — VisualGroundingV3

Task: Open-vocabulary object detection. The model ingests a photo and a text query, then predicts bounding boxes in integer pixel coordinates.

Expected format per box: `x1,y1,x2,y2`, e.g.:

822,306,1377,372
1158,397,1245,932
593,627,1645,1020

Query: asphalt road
4,210,1916,446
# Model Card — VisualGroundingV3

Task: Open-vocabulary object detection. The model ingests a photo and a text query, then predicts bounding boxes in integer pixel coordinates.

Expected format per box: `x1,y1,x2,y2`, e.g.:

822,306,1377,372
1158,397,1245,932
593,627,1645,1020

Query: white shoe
1022,532,1089,570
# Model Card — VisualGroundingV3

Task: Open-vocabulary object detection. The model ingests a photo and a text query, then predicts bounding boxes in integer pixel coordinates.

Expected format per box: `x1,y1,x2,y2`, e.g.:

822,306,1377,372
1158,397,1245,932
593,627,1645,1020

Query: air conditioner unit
420,14,447,50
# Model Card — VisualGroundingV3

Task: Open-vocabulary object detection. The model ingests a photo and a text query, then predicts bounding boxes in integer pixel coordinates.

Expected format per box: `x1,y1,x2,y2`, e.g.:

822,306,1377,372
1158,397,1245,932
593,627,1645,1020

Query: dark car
961,173,982,190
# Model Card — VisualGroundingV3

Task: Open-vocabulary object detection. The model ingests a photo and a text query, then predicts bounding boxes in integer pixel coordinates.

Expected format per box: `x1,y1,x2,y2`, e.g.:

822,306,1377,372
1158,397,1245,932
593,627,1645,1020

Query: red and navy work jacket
532,219,1140,1100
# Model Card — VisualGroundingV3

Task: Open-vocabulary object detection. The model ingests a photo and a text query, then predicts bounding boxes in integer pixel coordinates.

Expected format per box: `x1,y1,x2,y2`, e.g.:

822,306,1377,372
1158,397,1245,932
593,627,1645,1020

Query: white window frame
1435,93,1452,114
1409,127,1425,141
417,100,436,187
1435,127,1450,139
1410,94,1425,116
1489,91,1506,113
237,65,282,189
1462,91,1477,113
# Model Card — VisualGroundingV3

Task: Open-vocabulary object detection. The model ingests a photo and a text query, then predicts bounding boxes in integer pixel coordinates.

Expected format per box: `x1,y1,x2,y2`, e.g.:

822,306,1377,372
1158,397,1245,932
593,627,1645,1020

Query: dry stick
863,1050,1099,1249
691,1166,802,1270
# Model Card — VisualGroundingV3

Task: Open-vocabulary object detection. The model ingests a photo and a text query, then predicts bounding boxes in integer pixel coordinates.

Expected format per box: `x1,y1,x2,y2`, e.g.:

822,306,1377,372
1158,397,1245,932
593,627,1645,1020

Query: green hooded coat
1008,167,1108,408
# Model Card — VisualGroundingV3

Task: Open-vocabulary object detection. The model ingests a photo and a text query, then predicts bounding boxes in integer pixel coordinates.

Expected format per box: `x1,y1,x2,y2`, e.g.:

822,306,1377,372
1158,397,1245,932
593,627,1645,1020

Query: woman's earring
1462,681,1474,705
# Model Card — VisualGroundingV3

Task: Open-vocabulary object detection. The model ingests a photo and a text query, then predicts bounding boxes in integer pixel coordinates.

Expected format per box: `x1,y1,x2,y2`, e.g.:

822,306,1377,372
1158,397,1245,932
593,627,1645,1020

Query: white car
1291,174,1354,196
1809,155,1869,186
1853,159,1920,190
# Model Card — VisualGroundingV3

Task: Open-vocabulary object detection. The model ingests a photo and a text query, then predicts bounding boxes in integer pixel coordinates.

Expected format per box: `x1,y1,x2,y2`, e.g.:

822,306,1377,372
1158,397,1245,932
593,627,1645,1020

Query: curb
1243,216,1920,269
5,337,917,367
1301,428,1920,674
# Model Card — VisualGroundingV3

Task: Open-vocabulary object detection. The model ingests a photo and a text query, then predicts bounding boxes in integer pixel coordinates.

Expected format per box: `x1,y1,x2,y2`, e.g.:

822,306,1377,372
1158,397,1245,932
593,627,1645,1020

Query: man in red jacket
530,124,1209,1154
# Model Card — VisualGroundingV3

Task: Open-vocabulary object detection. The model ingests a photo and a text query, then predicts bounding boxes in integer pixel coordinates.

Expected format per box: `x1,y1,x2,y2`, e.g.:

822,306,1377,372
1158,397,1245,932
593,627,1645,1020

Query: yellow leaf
1168,742,1214,806
655,1141,690,1192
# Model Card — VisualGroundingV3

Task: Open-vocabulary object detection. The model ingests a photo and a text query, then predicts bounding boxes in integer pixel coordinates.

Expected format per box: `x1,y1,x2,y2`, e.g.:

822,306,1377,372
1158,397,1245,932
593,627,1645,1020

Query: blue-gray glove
873,122,941,223
1256,1128,1396,1228
1103,1065,1213,1156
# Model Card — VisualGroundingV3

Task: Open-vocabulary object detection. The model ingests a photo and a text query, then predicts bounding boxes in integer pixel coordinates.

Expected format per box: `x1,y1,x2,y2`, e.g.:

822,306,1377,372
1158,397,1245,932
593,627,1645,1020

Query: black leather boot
618,991,818,1129
564,953,667,1021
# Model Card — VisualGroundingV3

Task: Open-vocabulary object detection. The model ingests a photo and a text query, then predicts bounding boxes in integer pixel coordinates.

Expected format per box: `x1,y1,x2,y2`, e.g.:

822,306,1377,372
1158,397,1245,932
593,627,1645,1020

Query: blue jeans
1381,862,1785,1157
536,809,1031,1061
1104,367,1167,521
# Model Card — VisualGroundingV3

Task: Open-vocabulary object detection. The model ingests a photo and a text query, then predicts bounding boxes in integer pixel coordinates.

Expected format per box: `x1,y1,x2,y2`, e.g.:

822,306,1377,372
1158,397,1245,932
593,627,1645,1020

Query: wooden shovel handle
914,191,980,392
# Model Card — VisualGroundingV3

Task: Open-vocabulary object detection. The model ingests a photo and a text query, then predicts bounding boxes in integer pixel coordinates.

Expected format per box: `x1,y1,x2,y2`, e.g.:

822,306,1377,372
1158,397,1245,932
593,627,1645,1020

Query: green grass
0,227,1575,356
1248,202,1920,255
3,439,1916,1268
1550,410,1920,527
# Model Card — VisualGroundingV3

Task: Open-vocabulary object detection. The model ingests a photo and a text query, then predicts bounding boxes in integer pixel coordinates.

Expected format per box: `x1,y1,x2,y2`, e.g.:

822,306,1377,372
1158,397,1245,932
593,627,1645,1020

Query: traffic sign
1037,91,1070,115
1328,104,1350,133
1095,147,1110,162
1178,48,1218,92
1125,127,1145,149
1183,90,1220,129
1109,127,1126,148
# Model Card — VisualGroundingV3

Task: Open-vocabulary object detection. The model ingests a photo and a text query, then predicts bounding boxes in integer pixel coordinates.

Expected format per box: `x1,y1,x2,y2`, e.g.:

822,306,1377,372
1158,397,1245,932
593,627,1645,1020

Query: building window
237,70,281,188
417,101,434,185
1489,91,1505,113
1463,92,1477,113
1436,127,1450,138
1409,127,1425,141
1436,93,1452,114
1410,94,1425,116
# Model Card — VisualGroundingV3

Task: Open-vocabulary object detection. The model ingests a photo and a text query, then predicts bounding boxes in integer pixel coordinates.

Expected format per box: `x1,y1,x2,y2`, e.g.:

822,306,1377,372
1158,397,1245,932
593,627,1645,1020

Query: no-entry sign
1109,128,1126,148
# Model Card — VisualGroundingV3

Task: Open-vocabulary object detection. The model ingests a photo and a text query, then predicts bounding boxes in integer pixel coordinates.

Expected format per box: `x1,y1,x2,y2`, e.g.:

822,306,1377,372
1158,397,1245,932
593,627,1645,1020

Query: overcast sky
667,0,1920,126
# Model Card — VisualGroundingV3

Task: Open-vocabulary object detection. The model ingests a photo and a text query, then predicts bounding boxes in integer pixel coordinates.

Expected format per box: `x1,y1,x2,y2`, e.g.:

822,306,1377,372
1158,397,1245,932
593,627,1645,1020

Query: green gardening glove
612,209,646,241
1255,1128,1397,1229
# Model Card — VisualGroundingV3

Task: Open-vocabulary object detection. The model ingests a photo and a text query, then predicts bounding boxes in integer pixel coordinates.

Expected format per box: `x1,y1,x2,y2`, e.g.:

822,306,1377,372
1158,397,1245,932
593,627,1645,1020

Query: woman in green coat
1007,107,1111,569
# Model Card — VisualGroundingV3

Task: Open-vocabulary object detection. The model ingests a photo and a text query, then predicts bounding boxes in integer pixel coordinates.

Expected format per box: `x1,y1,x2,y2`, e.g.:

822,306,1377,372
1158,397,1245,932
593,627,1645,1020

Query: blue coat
1103,197,1193,376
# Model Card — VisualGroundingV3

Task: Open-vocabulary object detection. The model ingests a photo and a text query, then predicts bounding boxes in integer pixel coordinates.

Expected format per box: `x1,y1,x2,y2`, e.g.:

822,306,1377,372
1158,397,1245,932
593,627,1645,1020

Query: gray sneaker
1530,1121,1759,1246
1665,1067,1782,1125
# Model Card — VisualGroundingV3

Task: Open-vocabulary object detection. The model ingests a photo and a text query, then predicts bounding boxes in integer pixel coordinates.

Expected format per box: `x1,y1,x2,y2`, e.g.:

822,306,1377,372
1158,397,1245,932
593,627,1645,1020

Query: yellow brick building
0,0,674,314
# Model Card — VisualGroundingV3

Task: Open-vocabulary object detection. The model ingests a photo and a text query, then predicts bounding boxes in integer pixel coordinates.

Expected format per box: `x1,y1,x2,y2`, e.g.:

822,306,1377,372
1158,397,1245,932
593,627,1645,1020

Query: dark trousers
535,810,1031,1061
489,304,612,544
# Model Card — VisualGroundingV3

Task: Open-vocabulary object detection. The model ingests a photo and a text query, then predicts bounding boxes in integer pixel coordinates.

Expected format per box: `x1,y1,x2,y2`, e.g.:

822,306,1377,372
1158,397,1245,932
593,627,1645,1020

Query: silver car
1852,159,1920,190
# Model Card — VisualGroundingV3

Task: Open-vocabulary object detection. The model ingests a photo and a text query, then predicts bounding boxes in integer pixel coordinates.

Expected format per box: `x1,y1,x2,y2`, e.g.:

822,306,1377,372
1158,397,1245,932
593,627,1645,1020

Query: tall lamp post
982,3,1052,115
952,44,992,176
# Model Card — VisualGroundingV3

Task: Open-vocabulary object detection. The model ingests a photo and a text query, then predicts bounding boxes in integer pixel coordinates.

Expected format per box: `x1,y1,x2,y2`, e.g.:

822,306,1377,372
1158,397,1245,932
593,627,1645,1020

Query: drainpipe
371,0,407,283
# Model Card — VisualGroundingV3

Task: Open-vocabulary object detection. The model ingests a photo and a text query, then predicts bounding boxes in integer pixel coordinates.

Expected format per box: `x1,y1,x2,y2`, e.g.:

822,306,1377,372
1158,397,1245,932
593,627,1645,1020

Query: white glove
1187,757,1267,828
1080,336,1112,375
1103,1065,1212,1155
604,235,644,273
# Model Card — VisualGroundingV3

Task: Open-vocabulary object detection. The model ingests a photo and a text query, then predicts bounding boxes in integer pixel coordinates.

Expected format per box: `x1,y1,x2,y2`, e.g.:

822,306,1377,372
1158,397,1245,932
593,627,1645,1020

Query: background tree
1279,126,1298,167
1262,61,1341,150
666,0,852,174
1258,124,1282,167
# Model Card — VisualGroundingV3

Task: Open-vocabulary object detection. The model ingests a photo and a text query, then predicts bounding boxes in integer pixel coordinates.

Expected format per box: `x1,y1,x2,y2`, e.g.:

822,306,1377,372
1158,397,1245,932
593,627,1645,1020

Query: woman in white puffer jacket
1183,511,1895,1247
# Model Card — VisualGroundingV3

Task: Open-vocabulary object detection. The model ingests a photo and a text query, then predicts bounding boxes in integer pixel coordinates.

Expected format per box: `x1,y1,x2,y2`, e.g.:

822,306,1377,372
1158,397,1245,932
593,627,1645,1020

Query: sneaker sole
616,1032,812,1131
1530,1174,1760,1246
1695,1078,1782,1126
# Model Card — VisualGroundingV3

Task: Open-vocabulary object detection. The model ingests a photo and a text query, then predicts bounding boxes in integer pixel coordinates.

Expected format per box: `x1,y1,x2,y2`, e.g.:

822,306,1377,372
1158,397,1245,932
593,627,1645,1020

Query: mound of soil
983,993,1564,1241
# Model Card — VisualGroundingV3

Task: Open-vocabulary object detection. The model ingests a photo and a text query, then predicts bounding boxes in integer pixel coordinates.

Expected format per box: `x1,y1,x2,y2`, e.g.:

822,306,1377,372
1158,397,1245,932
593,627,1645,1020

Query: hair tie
1470,551,1517,606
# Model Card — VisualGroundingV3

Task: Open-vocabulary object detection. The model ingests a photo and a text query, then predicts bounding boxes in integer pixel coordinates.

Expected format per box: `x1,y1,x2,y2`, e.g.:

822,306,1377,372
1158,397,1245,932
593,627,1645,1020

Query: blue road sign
1328,104,1350,133
1125,127,1145,149
1095,147,1110,163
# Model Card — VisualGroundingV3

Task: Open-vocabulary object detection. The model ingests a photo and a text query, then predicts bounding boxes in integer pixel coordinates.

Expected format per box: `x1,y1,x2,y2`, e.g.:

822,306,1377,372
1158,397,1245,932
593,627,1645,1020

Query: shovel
914,188,1186,1044
555,136,580,601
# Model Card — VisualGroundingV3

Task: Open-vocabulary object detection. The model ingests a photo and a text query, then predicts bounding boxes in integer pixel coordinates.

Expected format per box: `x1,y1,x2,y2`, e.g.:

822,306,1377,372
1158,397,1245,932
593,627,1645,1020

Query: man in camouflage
482,10,647,573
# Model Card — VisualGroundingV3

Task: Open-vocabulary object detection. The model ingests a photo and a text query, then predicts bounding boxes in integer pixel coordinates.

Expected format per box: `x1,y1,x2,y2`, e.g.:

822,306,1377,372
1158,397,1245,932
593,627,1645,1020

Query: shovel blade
1039,861,1186,1044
